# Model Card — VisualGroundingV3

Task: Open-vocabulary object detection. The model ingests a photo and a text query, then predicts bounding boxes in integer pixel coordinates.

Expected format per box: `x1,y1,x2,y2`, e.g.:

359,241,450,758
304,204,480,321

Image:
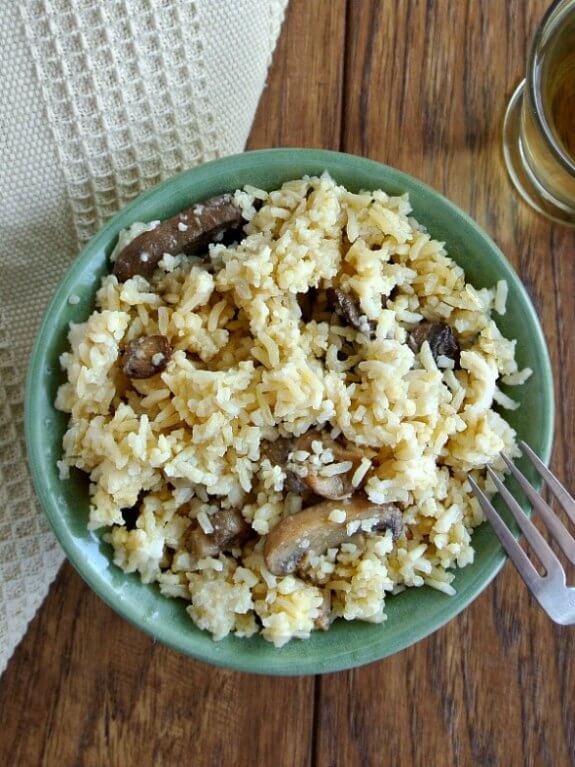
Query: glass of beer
503,0,575,225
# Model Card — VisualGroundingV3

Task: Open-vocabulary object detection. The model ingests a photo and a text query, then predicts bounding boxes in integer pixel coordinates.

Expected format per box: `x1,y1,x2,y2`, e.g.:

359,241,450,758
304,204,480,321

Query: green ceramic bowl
25,149,554,675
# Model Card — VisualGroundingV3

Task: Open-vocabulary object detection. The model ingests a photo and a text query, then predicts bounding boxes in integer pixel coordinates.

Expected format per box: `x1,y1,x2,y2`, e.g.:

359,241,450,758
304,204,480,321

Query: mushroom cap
408,321,460,365
113,194,243,281
122,335,172,379
295,431,365,501
184,508,252,560
264,498,403,576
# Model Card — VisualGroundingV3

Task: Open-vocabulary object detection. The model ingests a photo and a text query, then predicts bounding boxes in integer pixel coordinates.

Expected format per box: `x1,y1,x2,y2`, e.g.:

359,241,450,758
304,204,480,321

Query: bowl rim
25,148,555,675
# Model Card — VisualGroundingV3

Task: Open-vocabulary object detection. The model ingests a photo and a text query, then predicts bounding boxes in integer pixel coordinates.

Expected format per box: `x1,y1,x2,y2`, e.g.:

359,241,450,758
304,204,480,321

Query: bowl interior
26,149,554,675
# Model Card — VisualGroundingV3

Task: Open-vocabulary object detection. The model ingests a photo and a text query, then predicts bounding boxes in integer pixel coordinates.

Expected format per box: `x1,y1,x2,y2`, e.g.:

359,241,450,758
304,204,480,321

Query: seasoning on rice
56,174,530,647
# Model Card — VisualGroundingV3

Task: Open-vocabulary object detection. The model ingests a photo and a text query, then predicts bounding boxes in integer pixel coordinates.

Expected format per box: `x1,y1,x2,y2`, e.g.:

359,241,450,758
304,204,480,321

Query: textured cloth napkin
0,0,287,674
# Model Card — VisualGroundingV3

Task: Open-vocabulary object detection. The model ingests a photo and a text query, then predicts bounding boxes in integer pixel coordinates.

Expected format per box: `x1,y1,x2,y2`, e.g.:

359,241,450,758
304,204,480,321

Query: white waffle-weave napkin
0,0,287,674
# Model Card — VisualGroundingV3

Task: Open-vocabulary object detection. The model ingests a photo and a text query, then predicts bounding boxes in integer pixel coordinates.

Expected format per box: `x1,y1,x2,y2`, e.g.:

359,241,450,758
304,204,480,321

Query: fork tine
485,466,564,579
519,440,575,526
468,477,543,591
500,453,575,566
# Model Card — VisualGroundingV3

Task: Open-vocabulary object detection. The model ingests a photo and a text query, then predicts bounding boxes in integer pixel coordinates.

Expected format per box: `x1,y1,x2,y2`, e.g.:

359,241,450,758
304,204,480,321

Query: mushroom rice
55,174,531,646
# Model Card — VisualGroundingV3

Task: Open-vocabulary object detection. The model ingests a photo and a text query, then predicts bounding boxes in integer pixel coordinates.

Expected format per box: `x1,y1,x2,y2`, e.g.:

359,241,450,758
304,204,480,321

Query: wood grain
2,1,575,765
0,2,344,766
0,567,314,767
247,0,346,150
317,2,575,767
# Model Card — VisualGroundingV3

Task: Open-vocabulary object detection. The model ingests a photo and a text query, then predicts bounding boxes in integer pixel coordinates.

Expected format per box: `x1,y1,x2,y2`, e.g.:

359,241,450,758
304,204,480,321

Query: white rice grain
351,458,371,487
328,508,347,523
197,510,214,535
493,388,520,410
319,461,353,477
494,279,509,315
502,368,533,386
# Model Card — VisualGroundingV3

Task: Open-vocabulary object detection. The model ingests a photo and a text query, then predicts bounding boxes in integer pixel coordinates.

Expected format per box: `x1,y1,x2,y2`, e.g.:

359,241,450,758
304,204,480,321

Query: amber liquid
540,13,575,163
520,5,575,209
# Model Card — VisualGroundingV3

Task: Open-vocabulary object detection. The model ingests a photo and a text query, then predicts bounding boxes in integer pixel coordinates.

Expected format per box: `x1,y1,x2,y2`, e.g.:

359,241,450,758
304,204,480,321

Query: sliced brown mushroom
260,436,293,467
113,194,243,281
184,509,252,560
264,498,403,576
260,437,316,501
284,472,314,497
408,321,460,366
123,335,172,379
294,430,365,500
176,502,191,518
326,287,374,337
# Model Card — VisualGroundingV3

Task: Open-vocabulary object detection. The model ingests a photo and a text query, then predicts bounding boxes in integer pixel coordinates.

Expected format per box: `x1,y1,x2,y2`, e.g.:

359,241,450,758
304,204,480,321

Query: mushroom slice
408,321,460,365
326,287,374,337
264,498,403,576
284,471,314,497
184,509,252,560
260,436,294,467
123,334,172,379
261,436,316,501
113,194,243,281
294,430,365,500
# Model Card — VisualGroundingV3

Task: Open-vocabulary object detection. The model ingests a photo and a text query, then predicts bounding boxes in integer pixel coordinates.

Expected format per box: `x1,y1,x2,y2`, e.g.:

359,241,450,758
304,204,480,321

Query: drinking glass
502,0,575,225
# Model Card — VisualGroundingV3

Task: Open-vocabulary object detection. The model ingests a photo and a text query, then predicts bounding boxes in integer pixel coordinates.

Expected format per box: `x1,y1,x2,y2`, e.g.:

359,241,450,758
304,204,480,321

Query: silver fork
469,440,575,625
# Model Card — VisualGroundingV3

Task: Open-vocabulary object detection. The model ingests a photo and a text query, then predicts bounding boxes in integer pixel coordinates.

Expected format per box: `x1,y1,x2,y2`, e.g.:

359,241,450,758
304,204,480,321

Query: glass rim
527,0,575,175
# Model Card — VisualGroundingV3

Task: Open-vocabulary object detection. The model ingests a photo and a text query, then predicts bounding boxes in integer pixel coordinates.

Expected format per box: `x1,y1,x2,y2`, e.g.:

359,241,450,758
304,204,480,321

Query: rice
56,173,528,647
351,457,372,487
494,279,509,315
328,508,347,523
319,461,353,477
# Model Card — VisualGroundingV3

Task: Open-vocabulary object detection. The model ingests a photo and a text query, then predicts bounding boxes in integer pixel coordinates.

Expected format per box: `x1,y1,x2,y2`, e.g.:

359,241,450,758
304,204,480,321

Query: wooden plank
0,1,346,764
317,2,575,766
0,566,313,767
247,0,346,150
2,2,575,766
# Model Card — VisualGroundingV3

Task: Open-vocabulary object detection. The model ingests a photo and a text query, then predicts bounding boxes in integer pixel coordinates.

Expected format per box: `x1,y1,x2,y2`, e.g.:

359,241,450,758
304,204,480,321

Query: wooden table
1,2,574,765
